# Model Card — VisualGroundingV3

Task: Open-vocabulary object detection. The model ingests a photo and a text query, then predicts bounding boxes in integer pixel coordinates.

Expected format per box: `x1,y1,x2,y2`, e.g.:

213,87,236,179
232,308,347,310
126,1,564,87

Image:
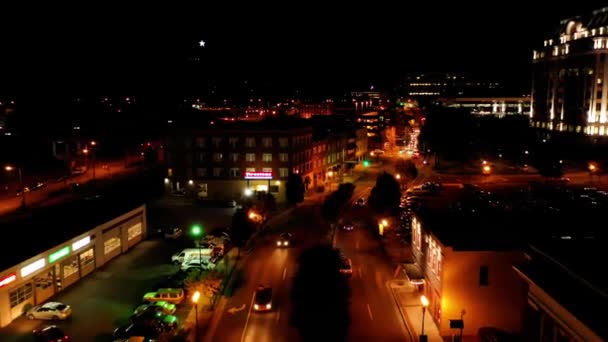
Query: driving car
341,221,354,231
339,257,353,277
276,232,292,247
253,285,273,312
27,302,72,320
33,325,70,342
133,301,177,316
355,197,365,207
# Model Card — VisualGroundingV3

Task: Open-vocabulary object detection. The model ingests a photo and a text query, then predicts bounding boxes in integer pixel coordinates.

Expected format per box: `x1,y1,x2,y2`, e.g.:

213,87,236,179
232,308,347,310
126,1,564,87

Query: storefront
0,205,147,327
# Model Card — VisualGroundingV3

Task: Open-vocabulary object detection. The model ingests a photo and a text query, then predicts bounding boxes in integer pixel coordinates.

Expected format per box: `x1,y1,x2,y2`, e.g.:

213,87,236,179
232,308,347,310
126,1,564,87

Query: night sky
0,2,605,97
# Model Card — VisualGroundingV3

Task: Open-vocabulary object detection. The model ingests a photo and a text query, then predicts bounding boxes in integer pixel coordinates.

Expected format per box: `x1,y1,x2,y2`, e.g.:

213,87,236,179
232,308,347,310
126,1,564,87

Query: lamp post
192,291,200,342
420,295,429,342
191,224,203,268
5,165,25,208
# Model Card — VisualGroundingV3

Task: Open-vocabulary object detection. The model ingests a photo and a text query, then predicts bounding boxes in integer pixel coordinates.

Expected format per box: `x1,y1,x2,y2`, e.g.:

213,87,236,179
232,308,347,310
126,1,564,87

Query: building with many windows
0,199,146,327
403,72,504,98
436,97,531,117
531,7,608,136
164,118,313,202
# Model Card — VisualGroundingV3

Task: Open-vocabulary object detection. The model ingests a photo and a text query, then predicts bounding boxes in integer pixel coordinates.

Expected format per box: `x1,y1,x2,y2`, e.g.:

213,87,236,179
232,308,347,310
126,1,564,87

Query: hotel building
531,7,608,136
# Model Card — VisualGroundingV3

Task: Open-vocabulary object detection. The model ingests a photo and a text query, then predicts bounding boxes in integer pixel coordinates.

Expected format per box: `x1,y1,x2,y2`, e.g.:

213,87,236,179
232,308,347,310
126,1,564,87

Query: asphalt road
208,203,328,342
335,203,411,342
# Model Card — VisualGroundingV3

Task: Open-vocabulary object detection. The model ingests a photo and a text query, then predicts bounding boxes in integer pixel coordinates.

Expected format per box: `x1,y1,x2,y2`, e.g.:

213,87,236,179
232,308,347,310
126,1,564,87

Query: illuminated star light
199,40,206,47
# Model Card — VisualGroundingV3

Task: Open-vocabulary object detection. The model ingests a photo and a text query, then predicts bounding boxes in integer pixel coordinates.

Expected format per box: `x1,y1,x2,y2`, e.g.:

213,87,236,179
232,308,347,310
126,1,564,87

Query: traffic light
363,160,370,167
191,224,203,238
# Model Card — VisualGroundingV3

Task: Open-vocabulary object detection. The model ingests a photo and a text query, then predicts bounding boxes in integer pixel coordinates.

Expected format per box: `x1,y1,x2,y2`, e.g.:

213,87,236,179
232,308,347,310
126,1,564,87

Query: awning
402,263,425,285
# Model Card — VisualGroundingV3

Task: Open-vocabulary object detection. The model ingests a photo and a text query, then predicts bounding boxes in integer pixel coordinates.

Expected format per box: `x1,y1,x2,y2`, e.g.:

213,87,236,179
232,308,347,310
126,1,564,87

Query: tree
290,245,350,342
368,172,401,214
230,208,256,260
185,270,223,305
286,172,305,205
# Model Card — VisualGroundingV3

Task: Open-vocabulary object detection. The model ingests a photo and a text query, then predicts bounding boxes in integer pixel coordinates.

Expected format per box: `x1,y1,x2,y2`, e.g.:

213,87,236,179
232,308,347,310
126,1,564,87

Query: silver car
27,302,72,320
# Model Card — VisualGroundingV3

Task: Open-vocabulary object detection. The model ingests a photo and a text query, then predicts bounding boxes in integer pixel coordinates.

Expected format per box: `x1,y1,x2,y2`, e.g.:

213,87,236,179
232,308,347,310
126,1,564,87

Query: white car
26,302,72,320
181,259,216,271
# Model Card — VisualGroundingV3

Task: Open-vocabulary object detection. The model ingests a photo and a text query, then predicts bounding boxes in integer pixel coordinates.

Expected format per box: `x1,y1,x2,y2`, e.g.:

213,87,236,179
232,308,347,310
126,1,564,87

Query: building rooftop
552,7,608,37
0,193,144,272
514,240,608,340
174,116,313,133
413,186,607,251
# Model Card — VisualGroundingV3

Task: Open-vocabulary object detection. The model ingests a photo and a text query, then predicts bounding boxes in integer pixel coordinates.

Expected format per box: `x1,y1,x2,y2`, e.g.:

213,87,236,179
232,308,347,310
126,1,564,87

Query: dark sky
0,2,606,96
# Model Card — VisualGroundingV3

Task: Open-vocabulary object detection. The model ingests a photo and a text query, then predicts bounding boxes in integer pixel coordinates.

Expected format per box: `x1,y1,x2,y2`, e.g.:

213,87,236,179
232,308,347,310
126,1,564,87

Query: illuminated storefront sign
72,236,91,251
21,258,45,277
48,246,71,263
0,273,17,288
244,171,273,180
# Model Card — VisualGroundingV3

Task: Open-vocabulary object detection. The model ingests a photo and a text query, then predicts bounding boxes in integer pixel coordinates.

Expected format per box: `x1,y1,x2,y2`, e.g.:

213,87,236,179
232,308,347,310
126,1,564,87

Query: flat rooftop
0,194,144,272
515,240,608,340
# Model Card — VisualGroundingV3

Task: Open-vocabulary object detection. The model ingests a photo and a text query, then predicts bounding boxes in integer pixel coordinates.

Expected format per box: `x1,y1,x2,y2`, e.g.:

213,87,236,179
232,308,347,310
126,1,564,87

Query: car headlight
266,303,271,309
254,304,259,310
284,241,289,246
276,241,281,246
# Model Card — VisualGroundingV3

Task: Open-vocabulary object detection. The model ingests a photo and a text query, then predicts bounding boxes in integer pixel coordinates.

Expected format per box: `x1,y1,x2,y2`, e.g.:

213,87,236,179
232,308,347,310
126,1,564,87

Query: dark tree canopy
286,172,305,205
320,182,355,222
368,172,401,214
290,245,351,342
230,208,255,248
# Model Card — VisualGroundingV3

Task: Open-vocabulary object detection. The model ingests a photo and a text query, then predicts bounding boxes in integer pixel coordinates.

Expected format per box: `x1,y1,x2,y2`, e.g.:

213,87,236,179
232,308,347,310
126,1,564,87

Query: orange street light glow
420,295,429,307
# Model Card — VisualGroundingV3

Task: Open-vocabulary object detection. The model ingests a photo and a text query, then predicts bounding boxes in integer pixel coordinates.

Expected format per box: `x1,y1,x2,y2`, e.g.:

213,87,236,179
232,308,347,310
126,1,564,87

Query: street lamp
190,224,204,269
326,171,334,192
5,165,25,208
192,291,201,342
420,295,429,342
381,219,389,227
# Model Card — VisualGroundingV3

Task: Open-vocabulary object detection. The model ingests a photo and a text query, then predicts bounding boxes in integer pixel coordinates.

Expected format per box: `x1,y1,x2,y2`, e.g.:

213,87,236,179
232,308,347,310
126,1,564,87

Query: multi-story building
298,101,335,119
408,191,527,339
436,97,531,117
531,7,608,136
165,118,313,202
513,241,606,341
403,72,504,98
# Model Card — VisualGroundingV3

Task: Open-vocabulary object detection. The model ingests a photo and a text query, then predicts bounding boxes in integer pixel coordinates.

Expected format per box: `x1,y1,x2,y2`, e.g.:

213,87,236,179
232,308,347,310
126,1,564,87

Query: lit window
127,223,142,240
230,153,239,162
246,153,255,162
262,153,273,162
104,237,121,255
279,153,289,162
213,153,223,162
279,168,289,177
229,168,241,177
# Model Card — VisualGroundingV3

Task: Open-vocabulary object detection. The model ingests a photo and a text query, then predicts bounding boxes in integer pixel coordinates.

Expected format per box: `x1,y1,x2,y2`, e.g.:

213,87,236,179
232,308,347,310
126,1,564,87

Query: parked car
133,301,176,315
163,227,183,239
130,311,178,332
181,259,216,271
27,302,72,320
113,323,161,340
143,288,184,305
33,325,69,342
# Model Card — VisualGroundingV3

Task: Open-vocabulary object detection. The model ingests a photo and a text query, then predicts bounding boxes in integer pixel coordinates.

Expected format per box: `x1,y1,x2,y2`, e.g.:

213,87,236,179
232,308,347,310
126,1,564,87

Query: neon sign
0,273,16,288
72,236,91,251
49,246,71,263
244,172,273,180
21,258,45,277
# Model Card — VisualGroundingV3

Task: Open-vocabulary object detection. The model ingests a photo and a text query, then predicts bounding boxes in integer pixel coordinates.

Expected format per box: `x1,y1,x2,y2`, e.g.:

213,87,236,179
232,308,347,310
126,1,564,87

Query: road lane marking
240,291,256,342
367,304,374,321
276,308,281,322
282,267,287,280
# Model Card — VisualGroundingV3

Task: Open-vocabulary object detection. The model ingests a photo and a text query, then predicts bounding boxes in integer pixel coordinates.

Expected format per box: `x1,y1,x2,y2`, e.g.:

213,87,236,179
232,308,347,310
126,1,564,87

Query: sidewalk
390,280,444,342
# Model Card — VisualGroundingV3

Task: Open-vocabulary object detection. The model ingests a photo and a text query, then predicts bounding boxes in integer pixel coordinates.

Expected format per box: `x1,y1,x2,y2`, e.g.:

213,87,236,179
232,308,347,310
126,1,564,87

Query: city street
335,202,411,341
207,203,328,342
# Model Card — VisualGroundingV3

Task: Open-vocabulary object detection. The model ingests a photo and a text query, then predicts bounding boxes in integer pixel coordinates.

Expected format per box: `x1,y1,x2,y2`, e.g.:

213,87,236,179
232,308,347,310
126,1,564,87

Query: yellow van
143,288,184,305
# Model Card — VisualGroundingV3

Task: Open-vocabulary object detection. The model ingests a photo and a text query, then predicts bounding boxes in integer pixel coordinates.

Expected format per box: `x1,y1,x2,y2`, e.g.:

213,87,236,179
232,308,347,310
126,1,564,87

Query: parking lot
0,200,235,342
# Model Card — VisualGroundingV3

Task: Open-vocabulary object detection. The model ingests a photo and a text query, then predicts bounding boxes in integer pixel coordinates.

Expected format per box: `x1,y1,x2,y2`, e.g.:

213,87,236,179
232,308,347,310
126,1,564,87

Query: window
263,167,272,173
269,185,279,193
9,283,33,308
597,91,603,100
213,153,223,162
196,168,207,177
597,103,602,111
479,266,489,286
79,249,94,267
279,138,288,148
104,237,121,255
279,153,288,162
213,168,222,177
279,168,289,177
230,153,239,162
246,153,256,162
229,137,239,148
197,152,207,162
195,137,205,148
246,167,256,173
63,258,79,278
229,168,241,177
245,138,255,148
262,137,272,147
212,137,222,148
128,223,142,240
262,153,273,162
